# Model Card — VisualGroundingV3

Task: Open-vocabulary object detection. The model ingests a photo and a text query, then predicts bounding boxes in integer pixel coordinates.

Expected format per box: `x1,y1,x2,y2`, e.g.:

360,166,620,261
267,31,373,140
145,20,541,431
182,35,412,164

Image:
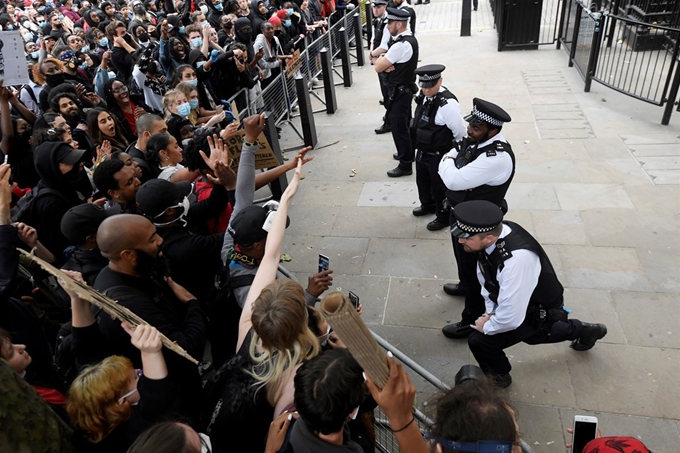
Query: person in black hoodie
16,142,89,266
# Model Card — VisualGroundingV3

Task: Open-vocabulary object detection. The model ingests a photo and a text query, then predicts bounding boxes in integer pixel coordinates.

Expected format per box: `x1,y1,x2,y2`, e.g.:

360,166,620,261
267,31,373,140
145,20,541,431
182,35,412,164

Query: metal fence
560,0,680,124
493,0,564,50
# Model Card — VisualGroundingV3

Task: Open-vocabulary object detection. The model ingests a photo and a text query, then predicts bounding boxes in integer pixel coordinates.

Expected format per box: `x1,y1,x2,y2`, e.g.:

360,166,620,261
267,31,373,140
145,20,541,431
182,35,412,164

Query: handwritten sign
0,31,31,86
285,49,303,79
225,130,280,171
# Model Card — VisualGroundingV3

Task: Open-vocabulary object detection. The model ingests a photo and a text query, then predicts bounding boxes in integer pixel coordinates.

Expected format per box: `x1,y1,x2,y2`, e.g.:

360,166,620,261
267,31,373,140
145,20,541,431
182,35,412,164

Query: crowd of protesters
0,0,654,452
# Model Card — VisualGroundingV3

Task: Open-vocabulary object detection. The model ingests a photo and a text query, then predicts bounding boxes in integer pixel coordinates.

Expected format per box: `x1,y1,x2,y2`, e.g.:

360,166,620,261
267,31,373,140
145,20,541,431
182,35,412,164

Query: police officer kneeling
452,200,608,388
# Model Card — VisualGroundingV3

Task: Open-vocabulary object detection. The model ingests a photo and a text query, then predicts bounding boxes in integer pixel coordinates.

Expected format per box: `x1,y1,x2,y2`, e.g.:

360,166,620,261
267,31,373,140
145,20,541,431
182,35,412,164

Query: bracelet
244,140,258,147
392,416,415,433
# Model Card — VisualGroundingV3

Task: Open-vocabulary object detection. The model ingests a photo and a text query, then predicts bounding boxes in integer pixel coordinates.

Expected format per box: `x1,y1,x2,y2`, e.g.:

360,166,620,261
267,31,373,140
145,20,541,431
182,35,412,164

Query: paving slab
363,238,456,278
357,181,420,207
562,288,627,345
611,291,680,349
332,206,417,239
383,277,459,329
580,210,680,252
530,210,589,245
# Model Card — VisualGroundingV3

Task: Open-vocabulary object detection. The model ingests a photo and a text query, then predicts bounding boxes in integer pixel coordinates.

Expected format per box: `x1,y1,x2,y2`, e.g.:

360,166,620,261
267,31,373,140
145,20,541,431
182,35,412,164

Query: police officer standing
451,200,608,387
369,0,391,133
438,99,515,338
411,64,466,231
375,7,419,178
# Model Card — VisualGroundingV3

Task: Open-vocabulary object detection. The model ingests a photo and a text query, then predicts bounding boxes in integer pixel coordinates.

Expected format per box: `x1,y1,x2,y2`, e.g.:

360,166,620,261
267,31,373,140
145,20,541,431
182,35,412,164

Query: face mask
200,4,208,14
191,37,202,48
153,196,190,227
264,0,269,7
45,72,65,86
284,19,291,27
200,20,208,28
46,0,54,5
58,14,65,20
31,50,40,59
286,7,293,15
6,25,13,30
108,71,117,78
187,78,198,87
214,3,223,11
196,61,205,68
177,102,191,117
224,21,233,30
23,32,34,41
38,20,46,26
81,44,90,52
178,25,185,34
133,6,145,14
99,37,108,47
55,22,63,29
23,21,38,31
79,61,88,69
189,99,199,109
72,5,79,11
139,32,149,42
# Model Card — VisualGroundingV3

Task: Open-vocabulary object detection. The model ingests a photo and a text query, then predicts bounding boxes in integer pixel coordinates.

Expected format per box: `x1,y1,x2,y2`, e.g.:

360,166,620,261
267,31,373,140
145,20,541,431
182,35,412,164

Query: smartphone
318,254,329,273
348,291,359,309
572,415,598,453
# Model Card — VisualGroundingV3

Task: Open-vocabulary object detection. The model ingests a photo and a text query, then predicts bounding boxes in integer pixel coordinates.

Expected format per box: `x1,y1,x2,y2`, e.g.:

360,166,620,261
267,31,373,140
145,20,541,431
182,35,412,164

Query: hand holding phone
318,254,329,273
572,415,598,453
348,291,359,309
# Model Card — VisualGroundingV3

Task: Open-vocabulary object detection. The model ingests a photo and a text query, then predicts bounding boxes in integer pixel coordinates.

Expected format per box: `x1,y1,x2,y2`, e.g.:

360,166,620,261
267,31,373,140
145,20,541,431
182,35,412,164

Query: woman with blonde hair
175,81,226,127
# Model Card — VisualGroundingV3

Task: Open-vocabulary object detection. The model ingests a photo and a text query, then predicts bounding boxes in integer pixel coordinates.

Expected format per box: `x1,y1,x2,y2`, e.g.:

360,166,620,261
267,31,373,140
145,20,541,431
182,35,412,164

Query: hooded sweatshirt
30,143,88,264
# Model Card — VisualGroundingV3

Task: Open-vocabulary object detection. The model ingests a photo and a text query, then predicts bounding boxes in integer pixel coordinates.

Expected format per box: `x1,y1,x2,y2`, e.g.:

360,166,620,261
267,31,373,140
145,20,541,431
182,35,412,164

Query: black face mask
45,72,65,86
133,248,170,279
223,21,233,31
139,32,149,42
20,128,32,142
133,6,145,14
274,29,282,36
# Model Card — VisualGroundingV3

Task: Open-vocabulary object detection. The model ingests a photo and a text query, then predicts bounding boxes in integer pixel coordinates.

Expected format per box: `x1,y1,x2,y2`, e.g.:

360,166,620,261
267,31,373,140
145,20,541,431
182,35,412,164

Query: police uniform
411,64,466,231
451,201,608,387
370,0,390,116
381,7,419,177
438,99,515,338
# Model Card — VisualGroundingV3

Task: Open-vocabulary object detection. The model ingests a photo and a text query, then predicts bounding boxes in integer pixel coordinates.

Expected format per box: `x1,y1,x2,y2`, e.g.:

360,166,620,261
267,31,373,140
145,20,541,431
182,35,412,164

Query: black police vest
373,16,386,49
387,34,418,88
413,89,458,153
478,221,564,310
445,140,516,208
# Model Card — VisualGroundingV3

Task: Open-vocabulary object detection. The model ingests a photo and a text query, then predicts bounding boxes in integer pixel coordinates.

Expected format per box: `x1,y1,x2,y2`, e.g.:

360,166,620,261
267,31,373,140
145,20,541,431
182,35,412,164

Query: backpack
11,186,69,224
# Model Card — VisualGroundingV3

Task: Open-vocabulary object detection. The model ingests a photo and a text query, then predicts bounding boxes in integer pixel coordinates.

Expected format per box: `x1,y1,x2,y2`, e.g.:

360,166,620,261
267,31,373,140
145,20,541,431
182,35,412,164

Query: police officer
369,0,390,133
375,7,418,178
411,64,466,231
438,99,515,338
451,200,608,388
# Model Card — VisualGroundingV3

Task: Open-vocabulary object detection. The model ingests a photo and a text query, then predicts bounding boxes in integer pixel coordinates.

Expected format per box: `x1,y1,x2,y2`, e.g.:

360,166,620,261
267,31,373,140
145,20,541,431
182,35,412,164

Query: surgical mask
214,3,223,11
178,25,185,34
79,61,88,69
200,4,208,14
23,32,34,41
284,19,291,27
191,37,202,48
99,37,108,47
264,0,269,7
189,99,199,109
46,0,54,5
153,196,190,227
58,14,65,20
286,7,293,15
23,21,38,31
196,61,205,68
30,50,40,59
72,5,79,11
38,20,46,26
200,20,208,28
6,25,13,30
108,71,117,78
187,78,198,87
81,45,90,52
177,102,191,117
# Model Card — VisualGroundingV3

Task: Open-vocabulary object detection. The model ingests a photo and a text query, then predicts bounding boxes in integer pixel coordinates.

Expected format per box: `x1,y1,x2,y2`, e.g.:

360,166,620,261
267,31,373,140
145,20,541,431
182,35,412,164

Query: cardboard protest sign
285,49,303,78
225,130,280,171
0,31,31,86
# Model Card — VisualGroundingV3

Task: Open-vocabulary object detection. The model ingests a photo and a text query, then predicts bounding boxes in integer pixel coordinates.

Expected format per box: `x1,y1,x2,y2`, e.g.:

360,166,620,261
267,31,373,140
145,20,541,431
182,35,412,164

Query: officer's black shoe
415,0,422,4
443,283,466,296
412,205,436,216
423,0,430,4
387,167,412,177
375,123,392,134
427,218,449,231
489,373,512,389
442,322,473,339
379,99,385,106
571,322,607,351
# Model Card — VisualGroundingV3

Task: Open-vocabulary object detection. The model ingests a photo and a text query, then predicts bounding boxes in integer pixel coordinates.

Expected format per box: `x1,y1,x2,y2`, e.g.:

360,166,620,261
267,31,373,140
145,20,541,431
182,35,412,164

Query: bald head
97,214,156,260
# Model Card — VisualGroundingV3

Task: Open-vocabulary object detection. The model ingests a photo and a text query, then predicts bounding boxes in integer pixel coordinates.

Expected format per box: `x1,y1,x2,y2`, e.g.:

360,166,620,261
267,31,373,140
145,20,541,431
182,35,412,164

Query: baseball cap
228,205,290,246
136,179,192,219
61,203,116,244
55,143,85,165
583,437,651,453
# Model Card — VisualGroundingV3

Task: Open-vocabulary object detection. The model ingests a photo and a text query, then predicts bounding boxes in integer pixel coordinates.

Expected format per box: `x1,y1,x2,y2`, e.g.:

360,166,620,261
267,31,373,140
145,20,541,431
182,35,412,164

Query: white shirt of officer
477,223,541,335
383,30,414,65
437,132,514,191
419,86,467,143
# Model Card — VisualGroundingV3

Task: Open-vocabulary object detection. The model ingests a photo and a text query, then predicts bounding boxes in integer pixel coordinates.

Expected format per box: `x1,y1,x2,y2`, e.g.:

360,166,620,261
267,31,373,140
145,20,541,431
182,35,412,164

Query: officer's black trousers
378,72,389,113
416,150,449,221
468,317,584,375
389,90,415,169
450,210,486,324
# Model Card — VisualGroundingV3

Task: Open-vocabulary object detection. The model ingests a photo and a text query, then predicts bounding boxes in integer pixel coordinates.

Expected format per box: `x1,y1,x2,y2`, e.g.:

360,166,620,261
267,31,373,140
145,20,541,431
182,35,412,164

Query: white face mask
200,4,208,14
153,196,191,227
199,433,212,453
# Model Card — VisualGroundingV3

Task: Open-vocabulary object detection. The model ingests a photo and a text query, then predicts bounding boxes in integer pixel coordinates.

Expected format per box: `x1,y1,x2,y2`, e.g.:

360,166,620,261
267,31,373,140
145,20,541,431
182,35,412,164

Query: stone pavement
274,2,680,450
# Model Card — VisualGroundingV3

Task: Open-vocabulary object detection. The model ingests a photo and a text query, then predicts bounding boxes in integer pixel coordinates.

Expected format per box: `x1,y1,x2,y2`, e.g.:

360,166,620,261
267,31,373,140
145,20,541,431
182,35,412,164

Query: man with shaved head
94,213,207,423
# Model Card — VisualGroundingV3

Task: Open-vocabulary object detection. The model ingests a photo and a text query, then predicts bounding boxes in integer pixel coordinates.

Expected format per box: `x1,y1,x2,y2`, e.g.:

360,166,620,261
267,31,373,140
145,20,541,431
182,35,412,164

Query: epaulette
486,149,497,157
491,239,513,272
440,97,448,106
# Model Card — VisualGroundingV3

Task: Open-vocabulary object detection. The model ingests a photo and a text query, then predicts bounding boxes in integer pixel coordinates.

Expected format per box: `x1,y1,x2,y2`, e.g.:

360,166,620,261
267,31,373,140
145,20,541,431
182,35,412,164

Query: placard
225,130,280,171
285,49,303,78
0,31,31,86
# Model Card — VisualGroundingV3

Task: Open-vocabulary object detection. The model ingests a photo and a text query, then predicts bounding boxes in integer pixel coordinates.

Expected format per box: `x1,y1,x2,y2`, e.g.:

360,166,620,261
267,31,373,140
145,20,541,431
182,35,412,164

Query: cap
136,179,192,219
386,7,410,21
372,0,388,6
60,203,114,244
55,143,85,164
416,64,445,88
228,205,290,246
464,98,511,127
43,33,58,41
583,437,651,453
451,200,503,239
